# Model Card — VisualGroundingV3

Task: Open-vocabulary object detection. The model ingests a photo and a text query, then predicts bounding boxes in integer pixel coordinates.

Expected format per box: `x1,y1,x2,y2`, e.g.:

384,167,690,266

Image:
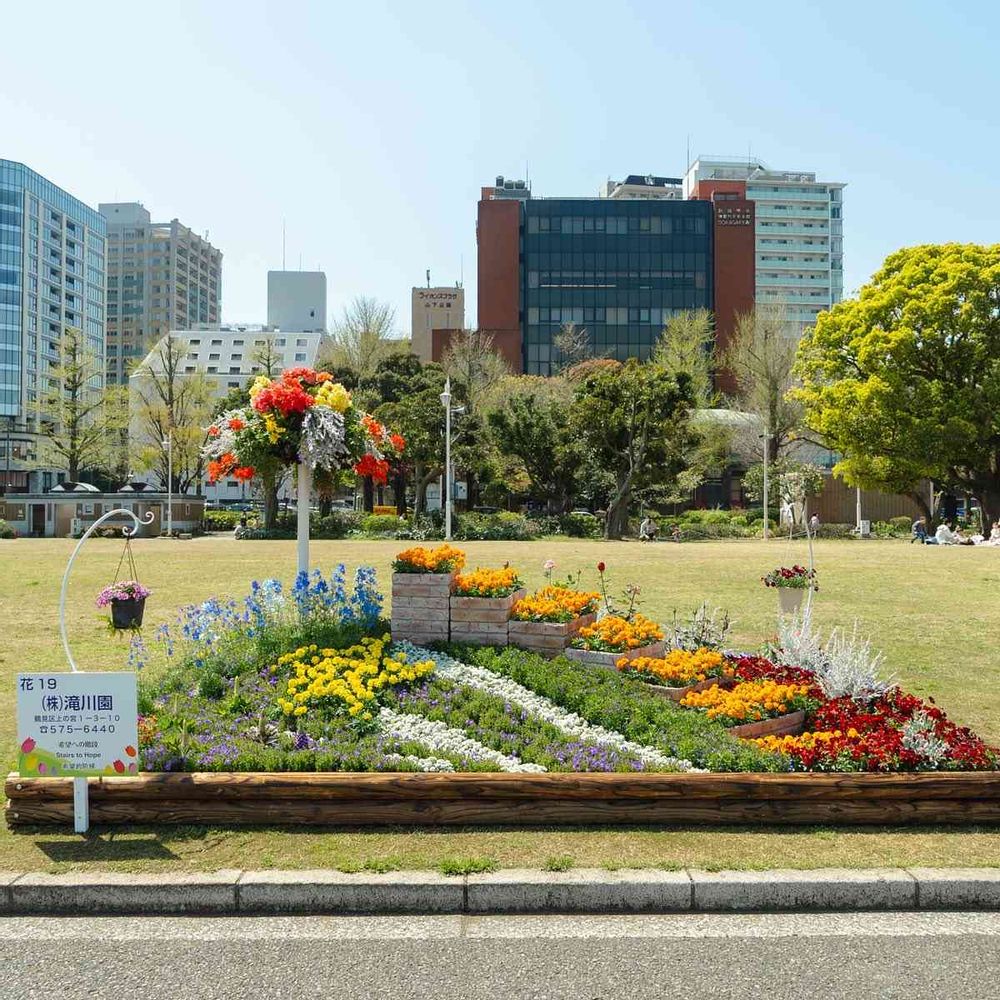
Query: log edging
7,771,1000,828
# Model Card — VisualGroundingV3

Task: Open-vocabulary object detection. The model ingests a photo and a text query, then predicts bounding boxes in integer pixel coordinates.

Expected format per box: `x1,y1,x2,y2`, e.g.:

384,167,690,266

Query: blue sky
3,0,998,332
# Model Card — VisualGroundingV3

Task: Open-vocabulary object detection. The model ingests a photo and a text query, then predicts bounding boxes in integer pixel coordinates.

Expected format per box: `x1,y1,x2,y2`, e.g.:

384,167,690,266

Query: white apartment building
602,174,683,200
130,325,330,503
684,157,845,335
267,271,326,332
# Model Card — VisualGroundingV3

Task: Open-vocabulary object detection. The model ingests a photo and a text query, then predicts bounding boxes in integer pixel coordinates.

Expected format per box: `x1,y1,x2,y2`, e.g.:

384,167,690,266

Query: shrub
0,519,18,539
559,511,601,538
890,515,913,531
312,510,363,538
454,511,540,541
361,513,404,535
814,523,856,539
533,514,563,536
202,509,244,531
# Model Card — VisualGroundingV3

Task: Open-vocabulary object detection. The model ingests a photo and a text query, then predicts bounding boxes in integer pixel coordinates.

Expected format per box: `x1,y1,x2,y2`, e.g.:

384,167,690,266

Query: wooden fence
7,771,1000,828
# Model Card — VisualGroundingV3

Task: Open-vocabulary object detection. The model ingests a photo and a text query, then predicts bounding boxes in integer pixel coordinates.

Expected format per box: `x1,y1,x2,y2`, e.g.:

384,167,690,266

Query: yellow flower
314,380,351,413
248,374,271,401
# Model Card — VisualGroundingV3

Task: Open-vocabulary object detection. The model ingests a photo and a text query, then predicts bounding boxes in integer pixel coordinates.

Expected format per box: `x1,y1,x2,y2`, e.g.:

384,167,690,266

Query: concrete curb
1,867,999,915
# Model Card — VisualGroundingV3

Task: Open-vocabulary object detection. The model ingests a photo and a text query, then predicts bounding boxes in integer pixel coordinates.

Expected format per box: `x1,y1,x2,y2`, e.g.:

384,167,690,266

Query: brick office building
476,174,755,380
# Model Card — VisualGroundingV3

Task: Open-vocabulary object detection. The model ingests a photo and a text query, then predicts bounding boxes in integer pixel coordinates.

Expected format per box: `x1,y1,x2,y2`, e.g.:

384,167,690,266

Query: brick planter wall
450,588,526,646
390,571,455,646
507,612,597,656
564,641,666,669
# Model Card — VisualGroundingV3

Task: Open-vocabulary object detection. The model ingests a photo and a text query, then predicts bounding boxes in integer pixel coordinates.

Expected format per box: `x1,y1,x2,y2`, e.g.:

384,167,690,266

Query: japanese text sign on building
16,672,138,777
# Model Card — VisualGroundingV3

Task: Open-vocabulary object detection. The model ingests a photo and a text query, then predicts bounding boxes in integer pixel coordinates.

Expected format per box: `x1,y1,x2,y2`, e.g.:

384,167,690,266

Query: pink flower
543,560,556,571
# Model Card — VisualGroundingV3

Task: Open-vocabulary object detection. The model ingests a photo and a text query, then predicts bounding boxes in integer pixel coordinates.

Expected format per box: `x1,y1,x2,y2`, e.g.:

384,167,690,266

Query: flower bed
566,614,665,667
390,545,465,645
616,648,737,702
508,585,601,655
450,567,526,646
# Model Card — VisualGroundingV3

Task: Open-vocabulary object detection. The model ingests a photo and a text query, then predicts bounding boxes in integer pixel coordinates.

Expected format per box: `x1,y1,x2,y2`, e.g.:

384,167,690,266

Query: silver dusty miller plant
774,609,893,701
668,603,733,652
901,711,949,767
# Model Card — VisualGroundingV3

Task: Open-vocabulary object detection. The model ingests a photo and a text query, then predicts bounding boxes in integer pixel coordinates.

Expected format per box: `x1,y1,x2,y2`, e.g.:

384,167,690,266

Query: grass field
1,534,998,873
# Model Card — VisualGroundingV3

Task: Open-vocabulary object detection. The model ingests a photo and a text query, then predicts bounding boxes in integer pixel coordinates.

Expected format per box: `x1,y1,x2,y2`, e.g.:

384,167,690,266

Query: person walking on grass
912,516,928,543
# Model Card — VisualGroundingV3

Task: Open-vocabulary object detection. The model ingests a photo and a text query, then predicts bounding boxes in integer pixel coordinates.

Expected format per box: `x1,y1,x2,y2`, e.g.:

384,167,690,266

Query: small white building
129,326,330,504
267,271,327,332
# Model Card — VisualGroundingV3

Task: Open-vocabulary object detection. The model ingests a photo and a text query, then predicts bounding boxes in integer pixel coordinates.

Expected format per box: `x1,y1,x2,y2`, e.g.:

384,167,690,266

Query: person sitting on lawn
988,520,1000,546
911,517,928,544
638,516,658,541
935,521,974,546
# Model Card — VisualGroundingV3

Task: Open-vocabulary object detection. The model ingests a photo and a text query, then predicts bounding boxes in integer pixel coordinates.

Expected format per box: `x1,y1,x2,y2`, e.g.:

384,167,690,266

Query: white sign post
17,672,138,832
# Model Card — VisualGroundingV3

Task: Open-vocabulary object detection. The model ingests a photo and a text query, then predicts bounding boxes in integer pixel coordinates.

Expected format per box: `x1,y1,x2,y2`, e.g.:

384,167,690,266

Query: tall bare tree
552,322,592,371
321,295,401,380
723,305,804,464
36,326,121,481
131,335,215,494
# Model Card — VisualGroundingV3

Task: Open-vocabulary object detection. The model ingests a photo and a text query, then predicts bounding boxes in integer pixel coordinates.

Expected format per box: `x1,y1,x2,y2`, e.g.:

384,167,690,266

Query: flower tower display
202,367,403,573
450,566,527,646
390,545,466,646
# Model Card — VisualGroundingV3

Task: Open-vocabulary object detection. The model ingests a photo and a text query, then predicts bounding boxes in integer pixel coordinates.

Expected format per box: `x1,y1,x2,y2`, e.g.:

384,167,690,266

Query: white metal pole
445,389,452,541
166,430,173,538
297,459,311,577
856,486,862,533
762,424,769,541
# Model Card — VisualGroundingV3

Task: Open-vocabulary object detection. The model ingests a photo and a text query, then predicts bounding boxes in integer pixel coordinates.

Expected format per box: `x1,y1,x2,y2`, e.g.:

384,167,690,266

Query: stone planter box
390,571,456,646
507,612,597,656
727,710,807,740
564,641,666,669
634,674,738,703
450,589,526,646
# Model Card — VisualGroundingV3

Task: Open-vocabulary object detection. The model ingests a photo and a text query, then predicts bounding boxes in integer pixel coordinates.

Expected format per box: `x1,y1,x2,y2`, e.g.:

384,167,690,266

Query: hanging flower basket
97,581,151,631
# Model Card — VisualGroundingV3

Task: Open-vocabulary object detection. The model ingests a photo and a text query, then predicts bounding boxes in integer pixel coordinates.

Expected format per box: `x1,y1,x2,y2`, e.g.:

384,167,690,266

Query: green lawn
1,534,998,873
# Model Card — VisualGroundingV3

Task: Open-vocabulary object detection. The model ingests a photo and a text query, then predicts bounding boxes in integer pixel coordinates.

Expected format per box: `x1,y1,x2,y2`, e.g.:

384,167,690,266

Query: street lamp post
761,421,770,542
440,379,453,540
162,430,173,537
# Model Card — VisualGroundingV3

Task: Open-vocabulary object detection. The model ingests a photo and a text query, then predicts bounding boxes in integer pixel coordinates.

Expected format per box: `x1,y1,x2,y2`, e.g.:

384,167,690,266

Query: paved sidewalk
1,867,999,915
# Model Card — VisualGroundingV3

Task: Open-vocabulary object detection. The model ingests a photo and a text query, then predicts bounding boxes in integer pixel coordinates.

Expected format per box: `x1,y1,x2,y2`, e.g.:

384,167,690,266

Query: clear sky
3,0,998,333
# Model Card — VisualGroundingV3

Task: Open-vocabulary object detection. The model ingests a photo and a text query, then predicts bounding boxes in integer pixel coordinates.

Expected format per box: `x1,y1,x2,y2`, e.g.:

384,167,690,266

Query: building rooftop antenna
459,254,463,288
426,268,431,289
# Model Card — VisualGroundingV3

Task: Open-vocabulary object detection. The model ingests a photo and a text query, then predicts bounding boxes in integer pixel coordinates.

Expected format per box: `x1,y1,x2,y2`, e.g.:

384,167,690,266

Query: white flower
384,752,456,773
393,643,698,772
378,707,546,773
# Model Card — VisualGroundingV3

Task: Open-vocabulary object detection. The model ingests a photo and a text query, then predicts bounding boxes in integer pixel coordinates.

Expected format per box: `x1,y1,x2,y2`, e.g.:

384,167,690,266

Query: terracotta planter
778,588,806,615
450,588,526,646
390,570,456,645
727,710,806,740
110,597,146,630
564,641,666,669
637,674,738,703
507,612,597,656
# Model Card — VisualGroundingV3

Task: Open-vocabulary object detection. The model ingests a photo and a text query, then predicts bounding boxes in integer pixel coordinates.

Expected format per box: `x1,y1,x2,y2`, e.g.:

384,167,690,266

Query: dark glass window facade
520,198,713,375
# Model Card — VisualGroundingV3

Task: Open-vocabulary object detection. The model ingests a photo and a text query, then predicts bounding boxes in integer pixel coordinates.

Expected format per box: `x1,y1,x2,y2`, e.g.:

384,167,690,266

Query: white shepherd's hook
59,508,155,673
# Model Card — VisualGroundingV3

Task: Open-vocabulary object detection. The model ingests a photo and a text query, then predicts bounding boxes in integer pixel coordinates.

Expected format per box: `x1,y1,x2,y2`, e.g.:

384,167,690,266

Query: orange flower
618,648,730,685
454,566,523,597
572,614,663,652
393,544,466,574
512,586,600,623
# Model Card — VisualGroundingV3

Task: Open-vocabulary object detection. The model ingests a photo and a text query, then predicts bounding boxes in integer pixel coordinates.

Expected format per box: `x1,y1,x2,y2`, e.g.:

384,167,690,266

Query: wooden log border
7,771,1000,828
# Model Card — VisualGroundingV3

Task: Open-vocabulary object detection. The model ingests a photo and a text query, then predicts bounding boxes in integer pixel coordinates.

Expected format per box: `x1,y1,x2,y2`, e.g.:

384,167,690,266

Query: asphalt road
3,912,1000,999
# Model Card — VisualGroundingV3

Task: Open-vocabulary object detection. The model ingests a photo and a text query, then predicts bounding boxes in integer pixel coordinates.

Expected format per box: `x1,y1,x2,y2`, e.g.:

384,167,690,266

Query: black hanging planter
110,596,146,630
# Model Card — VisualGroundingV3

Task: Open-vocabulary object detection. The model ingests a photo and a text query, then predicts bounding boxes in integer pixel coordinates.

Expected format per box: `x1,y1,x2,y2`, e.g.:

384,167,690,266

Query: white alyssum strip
394,643,698,772
384,752,456,773
378,707,547,773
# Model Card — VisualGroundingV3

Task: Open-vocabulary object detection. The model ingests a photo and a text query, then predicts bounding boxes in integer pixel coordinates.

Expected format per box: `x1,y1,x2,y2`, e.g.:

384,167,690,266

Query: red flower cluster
207,452,237,484
361,413,386,444
354,453,389,485
232,465,255,482
252,379,315,416
281,366,330,386
736,655,999,772
389,432,405,453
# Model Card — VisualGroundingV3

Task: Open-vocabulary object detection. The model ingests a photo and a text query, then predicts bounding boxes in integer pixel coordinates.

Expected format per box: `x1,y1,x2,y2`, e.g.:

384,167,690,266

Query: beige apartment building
100,202,222,383
411,284,464,362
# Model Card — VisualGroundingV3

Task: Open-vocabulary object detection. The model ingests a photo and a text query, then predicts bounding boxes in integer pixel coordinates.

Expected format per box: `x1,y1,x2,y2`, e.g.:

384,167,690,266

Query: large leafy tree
570,359,695,539
320,295,403,380
488,376,578,512
795,243,1000,526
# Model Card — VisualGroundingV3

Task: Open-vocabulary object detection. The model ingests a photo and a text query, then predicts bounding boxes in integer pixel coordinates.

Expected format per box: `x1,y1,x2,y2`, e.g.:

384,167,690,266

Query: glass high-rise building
0,160,106,491
477,175,746,378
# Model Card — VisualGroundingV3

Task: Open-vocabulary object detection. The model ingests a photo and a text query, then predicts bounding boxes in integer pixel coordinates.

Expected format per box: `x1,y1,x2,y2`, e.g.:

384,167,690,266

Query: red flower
597,561,606,573
207,452,237,484
389,432,406,452
233,466,256,482
354,453,389,485
227,417,246,431
112,759,125,774
207,426,220,438
20,737,35,753
281,366,325,386
124,745,137,758
362,414,386,443
252,380,314,416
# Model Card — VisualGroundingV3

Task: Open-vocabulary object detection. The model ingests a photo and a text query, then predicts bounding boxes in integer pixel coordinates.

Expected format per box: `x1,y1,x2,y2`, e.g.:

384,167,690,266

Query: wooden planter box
635,674,738,703
390,571,456,646
507,612,597,656
564,640,666,669
9,771,1000,829
450,589,526,646
727,710,807,740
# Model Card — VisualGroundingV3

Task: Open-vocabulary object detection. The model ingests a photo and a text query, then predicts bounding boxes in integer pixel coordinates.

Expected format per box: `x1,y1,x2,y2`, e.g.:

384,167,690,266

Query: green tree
570,359,695,539
36,327,122,481
487,376,578,512
794,243,1000,526
320,295,402,380
131,334,215,494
